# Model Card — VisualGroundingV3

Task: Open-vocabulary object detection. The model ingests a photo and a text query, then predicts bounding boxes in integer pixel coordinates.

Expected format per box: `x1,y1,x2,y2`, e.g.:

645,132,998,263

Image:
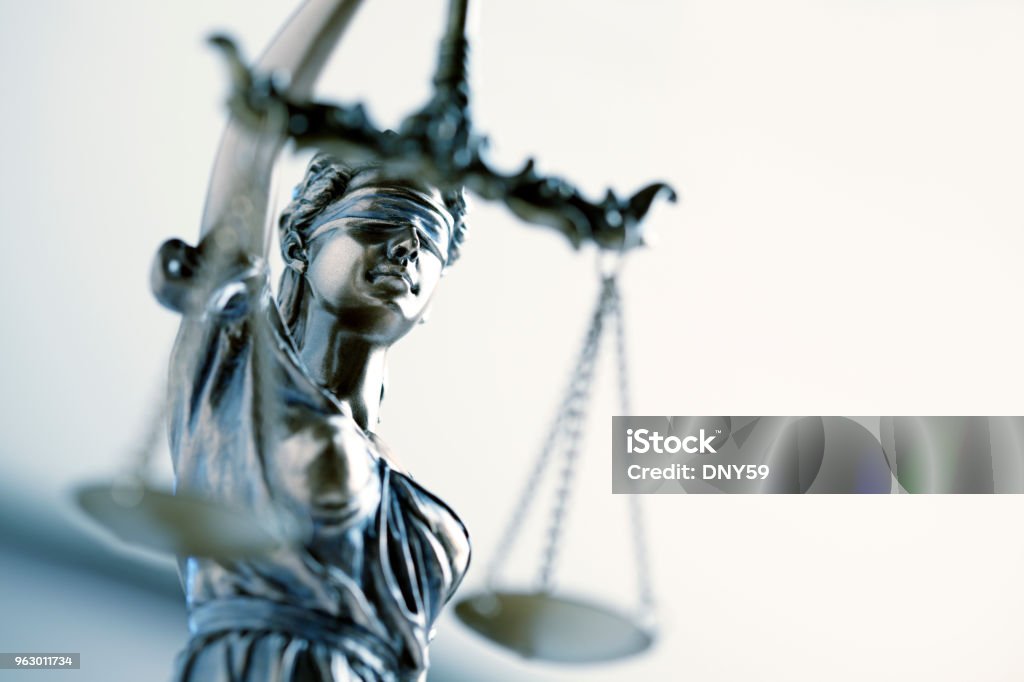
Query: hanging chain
486,278,612,589
610,279,657,625
483,402,566,588
486,264,656,623
536,276,616,591
126,382,168,482
110,376,169,508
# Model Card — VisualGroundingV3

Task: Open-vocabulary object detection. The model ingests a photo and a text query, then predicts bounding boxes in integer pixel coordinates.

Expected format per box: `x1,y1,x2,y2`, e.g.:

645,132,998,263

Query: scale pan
75,483,295,559
455,590,654,663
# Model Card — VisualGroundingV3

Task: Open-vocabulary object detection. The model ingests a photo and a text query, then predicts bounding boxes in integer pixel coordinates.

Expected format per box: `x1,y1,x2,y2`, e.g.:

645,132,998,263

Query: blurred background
2,0,1024,679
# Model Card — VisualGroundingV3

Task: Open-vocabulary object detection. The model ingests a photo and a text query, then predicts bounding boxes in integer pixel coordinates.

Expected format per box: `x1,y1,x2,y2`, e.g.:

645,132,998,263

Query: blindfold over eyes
307,186,454,261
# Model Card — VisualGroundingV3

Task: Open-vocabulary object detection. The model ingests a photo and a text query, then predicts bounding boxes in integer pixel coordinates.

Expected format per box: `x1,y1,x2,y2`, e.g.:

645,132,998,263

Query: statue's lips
311,488,358,521
311,499,356,526
365,267,419,294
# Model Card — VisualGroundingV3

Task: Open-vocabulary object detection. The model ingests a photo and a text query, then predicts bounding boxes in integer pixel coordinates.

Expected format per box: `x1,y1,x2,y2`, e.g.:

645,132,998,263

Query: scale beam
210,0,676,252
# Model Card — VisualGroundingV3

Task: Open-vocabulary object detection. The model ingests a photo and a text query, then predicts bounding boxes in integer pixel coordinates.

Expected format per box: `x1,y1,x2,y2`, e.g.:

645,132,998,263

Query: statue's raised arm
200,0,363,245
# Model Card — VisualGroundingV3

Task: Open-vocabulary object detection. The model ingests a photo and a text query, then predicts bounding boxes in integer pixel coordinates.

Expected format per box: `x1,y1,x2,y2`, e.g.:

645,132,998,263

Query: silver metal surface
455,591,655,663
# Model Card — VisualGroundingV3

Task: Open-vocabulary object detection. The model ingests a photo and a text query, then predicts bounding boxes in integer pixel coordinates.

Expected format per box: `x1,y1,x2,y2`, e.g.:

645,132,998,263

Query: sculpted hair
277,153,468,343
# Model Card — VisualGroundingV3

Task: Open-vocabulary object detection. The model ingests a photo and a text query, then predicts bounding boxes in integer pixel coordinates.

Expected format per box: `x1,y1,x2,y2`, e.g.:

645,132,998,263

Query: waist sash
189,597,403,676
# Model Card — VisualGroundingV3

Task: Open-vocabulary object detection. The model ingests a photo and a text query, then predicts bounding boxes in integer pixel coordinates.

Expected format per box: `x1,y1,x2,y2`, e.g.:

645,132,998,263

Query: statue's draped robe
165,275,470,682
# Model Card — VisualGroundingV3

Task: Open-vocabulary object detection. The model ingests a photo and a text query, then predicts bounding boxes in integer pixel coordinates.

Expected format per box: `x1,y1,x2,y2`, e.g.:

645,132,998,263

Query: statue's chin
336,307,421,347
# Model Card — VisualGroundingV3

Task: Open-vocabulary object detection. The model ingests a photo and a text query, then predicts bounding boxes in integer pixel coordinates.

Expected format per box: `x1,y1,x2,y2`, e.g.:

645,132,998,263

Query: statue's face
301,180,452,344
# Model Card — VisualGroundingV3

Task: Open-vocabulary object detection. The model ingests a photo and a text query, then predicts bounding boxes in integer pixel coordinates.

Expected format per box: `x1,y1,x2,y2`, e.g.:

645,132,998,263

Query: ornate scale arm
209,0,676,252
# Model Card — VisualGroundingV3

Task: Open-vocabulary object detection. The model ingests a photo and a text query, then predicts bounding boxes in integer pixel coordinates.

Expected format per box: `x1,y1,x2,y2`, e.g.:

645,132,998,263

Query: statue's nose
387,228,420,264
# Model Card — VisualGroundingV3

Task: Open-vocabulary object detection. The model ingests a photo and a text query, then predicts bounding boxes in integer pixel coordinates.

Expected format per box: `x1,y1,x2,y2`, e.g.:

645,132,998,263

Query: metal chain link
122,381,168,482
484,279,611,589
484,380,573,587
609,279,656,624
536,276,616,590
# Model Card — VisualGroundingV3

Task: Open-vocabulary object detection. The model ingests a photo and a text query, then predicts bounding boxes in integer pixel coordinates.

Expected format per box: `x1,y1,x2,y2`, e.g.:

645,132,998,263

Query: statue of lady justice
141,0,674,673
150,2,471,679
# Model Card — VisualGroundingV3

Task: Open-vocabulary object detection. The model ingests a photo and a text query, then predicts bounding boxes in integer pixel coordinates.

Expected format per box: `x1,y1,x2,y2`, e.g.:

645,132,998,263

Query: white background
1,0,1024,680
